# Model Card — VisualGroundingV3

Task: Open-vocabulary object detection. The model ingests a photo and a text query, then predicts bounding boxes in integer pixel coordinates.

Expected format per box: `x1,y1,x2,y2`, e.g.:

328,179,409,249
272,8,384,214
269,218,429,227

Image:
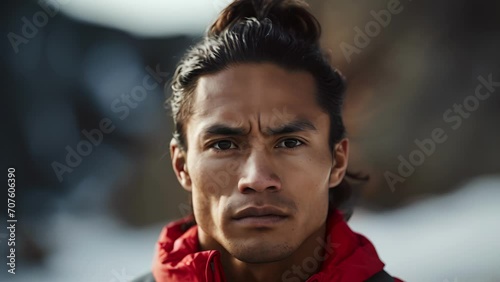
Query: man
135,0,403,281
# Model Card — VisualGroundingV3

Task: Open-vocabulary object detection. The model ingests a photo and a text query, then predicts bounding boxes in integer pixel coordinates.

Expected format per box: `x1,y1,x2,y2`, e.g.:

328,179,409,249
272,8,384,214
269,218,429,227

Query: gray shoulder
366,269,396,282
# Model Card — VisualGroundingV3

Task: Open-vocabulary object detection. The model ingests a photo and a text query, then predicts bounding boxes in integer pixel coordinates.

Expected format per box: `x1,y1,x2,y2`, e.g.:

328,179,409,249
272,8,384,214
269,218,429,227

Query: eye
276,138,303,149
212,140,237,150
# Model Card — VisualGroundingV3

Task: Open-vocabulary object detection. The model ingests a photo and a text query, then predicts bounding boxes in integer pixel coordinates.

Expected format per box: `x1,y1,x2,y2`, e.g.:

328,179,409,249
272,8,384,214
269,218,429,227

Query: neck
200,224,328,282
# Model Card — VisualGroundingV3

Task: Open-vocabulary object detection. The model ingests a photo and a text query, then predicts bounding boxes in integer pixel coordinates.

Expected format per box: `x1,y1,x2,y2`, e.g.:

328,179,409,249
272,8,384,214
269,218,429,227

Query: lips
232,206,288,220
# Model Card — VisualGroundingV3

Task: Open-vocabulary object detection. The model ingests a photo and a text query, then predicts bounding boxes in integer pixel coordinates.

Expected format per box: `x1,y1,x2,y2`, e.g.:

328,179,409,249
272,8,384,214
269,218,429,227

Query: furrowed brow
265,119,317,135
202,124,247,138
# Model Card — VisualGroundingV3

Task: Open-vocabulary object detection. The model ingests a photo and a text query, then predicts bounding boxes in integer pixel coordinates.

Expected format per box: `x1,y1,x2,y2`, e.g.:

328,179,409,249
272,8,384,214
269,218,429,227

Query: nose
237,149,282,194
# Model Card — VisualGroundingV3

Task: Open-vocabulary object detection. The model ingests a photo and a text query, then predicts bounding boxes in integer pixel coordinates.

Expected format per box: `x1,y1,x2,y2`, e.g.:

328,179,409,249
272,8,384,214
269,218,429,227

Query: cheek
190,158,233,196
284,149,332,187
283,150,332,209
189,159,234,226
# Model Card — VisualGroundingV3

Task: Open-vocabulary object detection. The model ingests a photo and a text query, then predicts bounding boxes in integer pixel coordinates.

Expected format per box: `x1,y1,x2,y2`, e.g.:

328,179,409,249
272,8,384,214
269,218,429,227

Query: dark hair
168,0,367,221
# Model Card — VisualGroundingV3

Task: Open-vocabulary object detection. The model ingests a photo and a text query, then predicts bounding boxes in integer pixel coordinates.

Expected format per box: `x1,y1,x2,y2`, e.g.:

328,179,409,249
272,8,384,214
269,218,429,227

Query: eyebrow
264,119,317,135
203,124,247,137
201,118,317,138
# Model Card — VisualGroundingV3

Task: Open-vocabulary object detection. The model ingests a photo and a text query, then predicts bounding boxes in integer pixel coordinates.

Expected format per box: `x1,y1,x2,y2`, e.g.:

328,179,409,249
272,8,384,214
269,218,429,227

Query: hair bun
209,0,321,44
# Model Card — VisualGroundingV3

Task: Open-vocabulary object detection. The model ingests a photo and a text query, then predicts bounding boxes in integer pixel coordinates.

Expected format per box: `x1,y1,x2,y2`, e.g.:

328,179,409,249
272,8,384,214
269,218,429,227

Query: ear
170,138,192,192
328,138,349,188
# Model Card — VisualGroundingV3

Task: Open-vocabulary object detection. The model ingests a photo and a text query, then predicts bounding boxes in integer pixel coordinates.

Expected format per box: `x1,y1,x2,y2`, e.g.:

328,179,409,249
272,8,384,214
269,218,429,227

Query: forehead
191,63,321,122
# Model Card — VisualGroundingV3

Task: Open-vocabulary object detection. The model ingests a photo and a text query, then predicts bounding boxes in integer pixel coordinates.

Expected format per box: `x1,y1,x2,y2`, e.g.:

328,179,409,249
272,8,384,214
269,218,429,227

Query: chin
227,239,296,263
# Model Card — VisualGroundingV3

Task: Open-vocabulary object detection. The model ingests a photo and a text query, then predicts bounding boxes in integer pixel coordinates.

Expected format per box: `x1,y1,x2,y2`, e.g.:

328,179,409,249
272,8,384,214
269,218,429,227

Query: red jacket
151,210,403,282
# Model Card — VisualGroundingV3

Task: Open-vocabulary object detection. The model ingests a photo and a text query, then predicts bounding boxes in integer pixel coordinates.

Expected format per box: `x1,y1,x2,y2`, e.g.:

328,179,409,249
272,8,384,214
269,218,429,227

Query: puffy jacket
134,210,403,282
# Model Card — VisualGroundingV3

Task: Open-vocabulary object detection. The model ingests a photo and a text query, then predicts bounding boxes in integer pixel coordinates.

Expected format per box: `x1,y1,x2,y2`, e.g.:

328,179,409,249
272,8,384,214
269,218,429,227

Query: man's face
171,63,348,263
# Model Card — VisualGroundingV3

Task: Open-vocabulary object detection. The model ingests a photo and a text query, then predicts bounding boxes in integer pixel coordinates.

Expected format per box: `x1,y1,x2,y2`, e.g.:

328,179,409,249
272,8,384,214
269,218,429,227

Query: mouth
232,206,289,227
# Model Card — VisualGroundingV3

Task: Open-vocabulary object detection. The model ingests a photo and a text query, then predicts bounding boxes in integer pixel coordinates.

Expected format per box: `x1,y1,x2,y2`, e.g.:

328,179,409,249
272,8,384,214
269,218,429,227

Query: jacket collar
306,210,385,281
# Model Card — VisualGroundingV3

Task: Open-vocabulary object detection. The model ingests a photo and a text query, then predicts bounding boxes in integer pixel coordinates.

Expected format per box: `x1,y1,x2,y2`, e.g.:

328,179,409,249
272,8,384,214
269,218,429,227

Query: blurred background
2,0,499,281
